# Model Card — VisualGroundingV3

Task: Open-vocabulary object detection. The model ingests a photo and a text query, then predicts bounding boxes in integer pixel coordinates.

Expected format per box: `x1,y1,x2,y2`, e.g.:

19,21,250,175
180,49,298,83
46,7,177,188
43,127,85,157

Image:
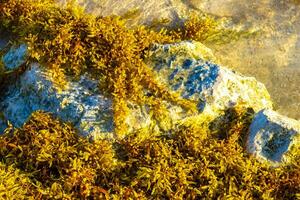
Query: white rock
147,41,273,114
0,64,114,137
0,63,182,138
0,41,274,139
247,109,300,165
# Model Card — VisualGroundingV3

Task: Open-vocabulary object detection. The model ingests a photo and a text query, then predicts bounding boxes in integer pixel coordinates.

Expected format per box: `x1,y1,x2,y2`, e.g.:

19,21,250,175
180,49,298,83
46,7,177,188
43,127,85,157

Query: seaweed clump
169,12,257,45
0,110,299,199
0,111,116,199
0,162,35,199
0,0,251,136
0,0,299,199
0,0,197,136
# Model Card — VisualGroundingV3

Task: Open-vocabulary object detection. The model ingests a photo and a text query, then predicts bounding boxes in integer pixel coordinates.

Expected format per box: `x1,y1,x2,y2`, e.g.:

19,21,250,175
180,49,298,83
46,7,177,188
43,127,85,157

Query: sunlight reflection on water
198,0,300,119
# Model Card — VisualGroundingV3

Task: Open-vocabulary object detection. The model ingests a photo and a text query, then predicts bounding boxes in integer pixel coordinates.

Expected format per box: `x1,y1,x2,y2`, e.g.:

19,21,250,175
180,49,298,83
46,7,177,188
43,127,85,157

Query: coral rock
247,109,300,165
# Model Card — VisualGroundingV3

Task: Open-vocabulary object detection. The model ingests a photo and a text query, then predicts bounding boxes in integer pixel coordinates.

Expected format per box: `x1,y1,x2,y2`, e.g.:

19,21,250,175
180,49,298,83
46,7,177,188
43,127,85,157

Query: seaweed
0,111,115,199
169,12,258,45
0,162,35,199
0,1,299,199
0,0,197,137
0,110,298,199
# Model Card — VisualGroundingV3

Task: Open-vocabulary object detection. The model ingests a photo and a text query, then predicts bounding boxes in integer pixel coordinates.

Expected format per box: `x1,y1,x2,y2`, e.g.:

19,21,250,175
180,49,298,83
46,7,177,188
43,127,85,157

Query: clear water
198,0,300,120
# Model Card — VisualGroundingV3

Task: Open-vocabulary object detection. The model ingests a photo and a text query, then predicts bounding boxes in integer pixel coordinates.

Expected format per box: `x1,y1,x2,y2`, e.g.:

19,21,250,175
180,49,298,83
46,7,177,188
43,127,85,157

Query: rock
0,41,273,139
0,63,183,138
0,64,114,137
2,44,27,71
147,41,273,114
247,109,300,165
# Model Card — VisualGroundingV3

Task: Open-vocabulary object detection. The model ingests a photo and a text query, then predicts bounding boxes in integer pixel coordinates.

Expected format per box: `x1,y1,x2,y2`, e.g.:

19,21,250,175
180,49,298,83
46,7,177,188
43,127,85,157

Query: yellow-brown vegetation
0,110,298,199
0,1,299,199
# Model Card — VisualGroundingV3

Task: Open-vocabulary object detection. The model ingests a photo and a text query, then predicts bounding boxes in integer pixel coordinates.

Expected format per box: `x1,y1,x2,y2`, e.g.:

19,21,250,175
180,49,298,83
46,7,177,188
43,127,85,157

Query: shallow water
198,0,300,120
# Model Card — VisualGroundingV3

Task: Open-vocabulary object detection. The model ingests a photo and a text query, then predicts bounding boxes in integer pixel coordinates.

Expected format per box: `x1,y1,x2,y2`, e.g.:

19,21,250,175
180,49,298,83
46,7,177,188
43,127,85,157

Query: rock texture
147,41,273,114
2,44,27,71
0,64,114,137
0,41,274,138
247,109,300,165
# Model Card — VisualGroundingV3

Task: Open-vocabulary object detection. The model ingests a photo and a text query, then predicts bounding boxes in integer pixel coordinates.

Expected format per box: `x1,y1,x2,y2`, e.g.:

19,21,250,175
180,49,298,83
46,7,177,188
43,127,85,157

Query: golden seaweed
0,1,299,199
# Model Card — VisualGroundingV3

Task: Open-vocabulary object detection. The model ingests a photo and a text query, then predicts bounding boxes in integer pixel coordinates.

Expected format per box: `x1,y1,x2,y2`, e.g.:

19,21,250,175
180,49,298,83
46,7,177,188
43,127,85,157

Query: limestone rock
0,41,274,139
0,63,182,138
147,41,273,114
0,64,114,137
247,109,300,165
2,44,27,71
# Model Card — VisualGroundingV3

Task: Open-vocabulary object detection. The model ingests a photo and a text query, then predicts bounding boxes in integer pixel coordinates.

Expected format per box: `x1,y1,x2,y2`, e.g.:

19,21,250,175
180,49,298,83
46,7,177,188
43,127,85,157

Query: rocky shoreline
0,40,299,166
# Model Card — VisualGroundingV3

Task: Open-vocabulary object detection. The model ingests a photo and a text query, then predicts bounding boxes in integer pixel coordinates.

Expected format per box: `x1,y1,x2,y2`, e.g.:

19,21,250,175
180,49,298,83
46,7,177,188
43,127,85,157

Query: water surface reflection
198,0,300,119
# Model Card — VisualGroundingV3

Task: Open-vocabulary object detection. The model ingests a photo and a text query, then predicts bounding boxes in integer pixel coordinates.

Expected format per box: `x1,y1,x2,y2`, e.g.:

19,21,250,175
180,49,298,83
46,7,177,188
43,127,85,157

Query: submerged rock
247,109,300,165
147,41,273,113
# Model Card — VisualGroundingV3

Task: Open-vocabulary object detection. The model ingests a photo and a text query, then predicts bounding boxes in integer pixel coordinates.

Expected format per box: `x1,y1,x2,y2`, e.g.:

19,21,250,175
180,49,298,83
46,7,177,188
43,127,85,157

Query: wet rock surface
147,41,273,113
0,64,114,137
2,44,27,71
247,109,300,165
0,40,299,166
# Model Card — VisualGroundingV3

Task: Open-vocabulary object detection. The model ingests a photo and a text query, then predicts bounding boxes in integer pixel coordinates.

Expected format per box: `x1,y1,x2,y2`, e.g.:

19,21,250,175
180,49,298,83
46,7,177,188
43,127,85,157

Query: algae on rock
146,41,273,115
0,0,299,199
0,39,276,142
0,40,273,139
